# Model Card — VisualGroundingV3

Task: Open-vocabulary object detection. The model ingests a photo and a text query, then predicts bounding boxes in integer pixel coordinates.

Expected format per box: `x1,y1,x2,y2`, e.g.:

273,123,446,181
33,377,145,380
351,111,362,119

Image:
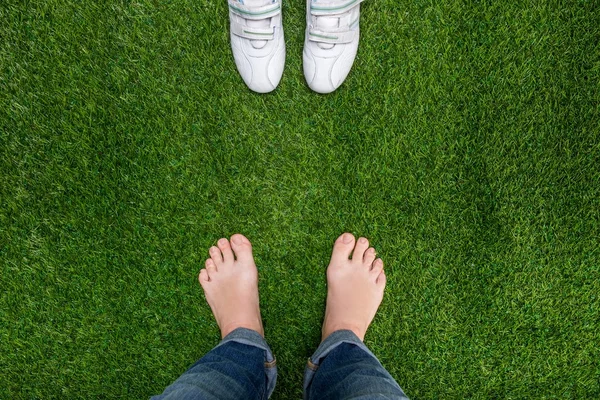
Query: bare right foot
322,233,386,342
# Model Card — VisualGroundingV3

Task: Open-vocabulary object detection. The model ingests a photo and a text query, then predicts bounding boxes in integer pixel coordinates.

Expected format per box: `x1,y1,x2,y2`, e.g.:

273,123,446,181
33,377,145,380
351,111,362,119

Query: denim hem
309,329,377,366
303,330,379,400
216,327,276,365
303,330,408,400
217,327,277,398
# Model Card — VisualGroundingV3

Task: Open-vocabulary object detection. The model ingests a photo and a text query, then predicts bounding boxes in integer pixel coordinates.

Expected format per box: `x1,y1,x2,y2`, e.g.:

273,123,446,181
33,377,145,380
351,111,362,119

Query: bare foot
322,233,386,341
198,234,264,339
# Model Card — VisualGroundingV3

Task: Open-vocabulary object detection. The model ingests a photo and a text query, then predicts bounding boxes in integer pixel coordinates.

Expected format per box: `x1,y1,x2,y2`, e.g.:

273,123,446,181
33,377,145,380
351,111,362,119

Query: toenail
231,235,242,245
342,233,353,243
218,238,228,246
359,238,367,244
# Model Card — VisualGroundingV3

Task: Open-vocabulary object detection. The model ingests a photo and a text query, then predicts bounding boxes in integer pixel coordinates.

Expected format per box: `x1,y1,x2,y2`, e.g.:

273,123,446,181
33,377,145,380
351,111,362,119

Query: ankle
322,323,366,342
221,320,264,339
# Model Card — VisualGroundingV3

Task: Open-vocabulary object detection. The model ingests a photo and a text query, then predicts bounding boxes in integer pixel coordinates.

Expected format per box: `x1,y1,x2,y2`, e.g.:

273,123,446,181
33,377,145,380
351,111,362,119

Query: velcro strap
228,1,281,20
308,28,357,44
231,21,275,40
310,0,364,16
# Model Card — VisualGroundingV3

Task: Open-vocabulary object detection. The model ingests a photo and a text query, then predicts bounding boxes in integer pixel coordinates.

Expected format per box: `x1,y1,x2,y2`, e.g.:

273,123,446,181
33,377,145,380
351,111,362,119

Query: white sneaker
303,0,365,93
228,0,286,93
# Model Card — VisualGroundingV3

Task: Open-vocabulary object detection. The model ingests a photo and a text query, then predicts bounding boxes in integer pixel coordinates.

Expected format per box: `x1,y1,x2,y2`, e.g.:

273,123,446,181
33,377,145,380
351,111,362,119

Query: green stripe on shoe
311,0,359,12
244,30,273,36
229,4,280,16
309,32,339,40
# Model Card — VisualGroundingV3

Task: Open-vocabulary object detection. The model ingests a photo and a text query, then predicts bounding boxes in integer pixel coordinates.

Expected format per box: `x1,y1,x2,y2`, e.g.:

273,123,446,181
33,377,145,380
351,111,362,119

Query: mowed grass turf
1,0,599,398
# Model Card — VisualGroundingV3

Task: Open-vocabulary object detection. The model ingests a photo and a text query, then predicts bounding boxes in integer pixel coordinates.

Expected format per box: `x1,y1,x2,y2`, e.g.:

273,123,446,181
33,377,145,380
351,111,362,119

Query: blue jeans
152,328,408,400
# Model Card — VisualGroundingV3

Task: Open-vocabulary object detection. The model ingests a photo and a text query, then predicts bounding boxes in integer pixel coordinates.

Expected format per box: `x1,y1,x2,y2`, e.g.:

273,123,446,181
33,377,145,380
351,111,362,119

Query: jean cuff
307,329,377,370
217,327,277,398
303,329,380,399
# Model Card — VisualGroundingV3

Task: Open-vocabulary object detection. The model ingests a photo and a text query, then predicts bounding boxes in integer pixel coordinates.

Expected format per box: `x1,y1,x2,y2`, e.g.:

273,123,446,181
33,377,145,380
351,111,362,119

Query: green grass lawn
1,0,599,398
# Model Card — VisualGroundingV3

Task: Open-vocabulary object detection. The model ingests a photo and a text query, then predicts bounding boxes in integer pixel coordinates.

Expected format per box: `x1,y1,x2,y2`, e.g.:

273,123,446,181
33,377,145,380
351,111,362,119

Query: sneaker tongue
245,0,274,49
316,16,338,49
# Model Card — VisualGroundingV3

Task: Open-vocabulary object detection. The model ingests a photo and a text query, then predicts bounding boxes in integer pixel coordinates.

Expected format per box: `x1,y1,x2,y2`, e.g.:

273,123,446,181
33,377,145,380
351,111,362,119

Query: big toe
230,234,254,264
330,233,356,266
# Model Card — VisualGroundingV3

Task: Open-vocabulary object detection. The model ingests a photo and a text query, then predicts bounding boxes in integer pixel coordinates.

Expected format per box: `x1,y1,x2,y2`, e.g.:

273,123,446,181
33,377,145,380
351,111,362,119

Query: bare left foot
199,234,264,338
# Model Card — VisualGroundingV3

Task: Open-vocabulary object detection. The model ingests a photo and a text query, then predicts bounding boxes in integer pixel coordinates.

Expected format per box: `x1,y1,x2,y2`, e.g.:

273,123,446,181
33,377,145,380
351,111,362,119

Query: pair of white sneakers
228,0,366,93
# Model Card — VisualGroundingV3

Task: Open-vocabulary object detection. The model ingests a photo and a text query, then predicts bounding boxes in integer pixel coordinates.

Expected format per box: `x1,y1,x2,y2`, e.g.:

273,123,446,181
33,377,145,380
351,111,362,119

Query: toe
352,237,369,263
230,234,253,264
376,270,387,288
199,269,210,285
209,246,223,264
330,233,356,266
370,258,384,278
206,258,217,274
217,238,234,263
363,247,376,266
